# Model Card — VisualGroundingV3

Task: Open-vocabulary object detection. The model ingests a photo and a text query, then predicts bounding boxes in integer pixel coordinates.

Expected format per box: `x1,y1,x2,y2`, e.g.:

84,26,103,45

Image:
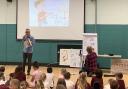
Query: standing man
23,28,35,75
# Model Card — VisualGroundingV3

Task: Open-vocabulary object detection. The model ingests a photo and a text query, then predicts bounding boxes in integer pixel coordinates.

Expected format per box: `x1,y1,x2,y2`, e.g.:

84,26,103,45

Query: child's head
108,79,114,84
77,72,88,89
47,67,53,73
9,73,14,78
5,73,14,86
15,65,23,73
0,66,5,80
20,81,28,89
64,72,71,80
60,68,67,75
115,72,123,80
41,73,46,81
32,61,39,70
110,79,119,89
35,73,46,89
0,66,5,72
95,69,103,78
79,72,87,80
79,70,84,74
9,79,20,89
57,78,66,88
56,84,67,89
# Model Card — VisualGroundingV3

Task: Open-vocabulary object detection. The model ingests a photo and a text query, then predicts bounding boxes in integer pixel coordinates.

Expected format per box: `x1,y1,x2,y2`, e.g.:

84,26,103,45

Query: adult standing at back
23,28,35,75
85,46,97,76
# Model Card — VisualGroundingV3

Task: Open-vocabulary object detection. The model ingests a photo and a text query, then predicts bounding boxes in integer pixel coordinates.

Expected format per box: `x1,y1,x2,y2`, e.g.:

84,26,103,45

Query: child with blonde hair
75,72,91,89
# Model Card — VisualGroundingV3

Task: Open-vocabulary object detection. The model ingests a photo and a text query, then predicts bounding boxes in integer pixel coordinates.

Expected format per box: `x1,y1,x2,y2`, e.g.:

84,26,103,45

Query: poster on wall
83,33,98,55
59,49,81,67
59,49,70,66
69,49,81,67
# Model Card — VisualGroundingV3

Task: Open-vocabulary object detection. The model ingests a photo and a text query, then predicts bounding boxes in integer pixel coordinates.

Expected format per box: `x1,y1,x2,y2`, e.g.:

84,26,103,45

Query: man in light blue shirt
23,28,35,75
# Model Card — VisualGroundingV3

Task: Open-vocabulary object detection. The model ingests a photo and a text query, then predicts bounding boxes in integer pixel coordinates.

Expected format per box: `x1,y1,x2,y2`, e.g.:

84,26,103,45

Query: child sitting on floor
115,72,125,89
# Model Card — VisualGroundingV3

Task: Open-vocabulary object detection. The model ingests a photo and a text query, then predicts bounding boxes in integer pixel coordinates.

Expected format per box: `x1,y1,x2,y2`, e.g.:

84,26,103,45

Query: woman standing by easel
85,46,97,76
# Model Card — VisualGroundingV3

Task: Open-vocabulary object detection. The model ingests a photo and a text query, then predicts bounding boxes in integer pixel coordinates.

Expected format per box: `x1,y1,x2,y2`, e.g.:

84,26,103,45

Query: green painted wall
86,24,128,68
0,24,81,64
0,24,127,68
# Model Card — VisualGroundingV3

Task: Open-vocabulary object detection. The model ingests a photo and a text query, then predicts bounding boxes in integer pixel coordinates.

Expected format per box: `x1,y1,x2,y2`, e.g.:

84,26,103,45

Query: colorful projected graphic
29,0,69,27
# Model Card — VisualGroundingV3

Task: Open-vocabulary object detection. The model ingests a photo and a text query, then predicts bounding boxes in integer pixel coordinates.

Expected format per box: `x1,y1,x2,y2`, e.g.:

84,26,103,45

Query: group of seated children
0,62,126,89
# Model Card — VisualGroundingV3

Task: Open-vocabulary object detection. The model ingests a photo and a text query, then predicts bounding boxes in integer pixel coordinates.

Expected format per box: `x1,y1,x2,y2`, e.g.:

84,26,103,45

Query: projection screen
17,0,85,40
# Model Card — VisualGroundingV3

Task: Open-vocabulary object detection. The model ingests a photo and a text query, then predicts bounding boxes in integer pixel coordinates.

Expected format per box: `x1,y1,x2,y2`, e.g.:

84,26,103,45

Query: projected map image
29,0,69,27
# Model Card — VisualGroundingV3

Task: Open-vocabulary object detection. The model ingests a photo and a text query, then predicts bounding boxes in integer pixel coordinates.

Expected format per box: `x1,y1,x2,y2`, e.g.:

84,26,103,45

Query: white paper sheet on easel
83,33,98,55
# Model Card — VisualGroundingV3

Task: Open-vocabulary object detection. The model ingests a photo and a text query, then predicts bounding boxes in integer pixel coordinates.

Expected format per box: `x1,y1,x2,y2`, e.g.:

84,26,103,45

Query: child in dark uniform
115,72,125,89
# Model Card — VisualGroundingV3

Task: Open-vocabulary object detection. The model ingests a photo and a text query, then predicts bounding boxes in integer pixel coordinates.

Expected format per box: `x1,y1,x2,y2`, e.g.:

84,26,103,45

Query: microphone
79,49,82,56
